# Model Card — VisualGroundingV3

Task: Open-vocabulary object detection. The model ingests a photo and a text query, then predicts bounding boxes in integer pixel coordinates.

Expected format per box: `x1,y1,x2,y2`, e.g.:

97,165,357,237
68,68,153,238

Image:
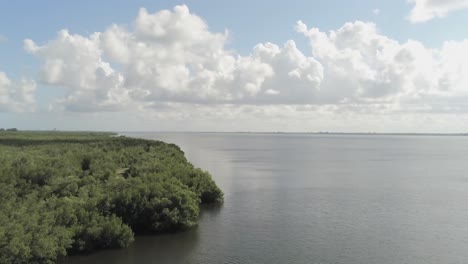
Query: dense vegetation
0,131,223,264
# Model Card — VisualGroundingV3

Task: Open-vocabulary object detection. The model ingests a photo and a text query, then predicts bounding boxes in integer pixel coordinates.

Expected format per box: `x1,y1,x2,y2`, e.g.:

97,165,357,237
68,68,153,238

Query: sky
2,0,468,132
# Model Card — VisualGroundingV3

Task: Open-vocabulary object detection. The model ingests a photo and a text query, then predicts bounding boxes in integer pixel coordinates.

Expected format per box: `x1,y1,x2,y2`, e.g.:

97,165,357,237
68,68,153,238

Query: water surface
63,133,468,264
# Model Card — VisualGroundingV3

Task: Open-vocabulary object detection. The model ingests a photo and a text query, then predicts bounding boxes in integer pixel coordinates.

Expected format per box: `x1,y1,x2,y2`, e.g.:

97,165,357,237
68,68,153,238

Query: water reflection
61,228,199,264
199,203,223,218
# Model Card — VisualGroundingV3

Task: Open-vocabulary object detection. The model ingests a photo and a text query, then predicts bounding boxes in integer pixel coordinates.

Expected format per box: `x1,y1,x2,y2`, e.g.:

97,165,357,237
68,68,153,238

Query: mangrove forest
0,131,223,264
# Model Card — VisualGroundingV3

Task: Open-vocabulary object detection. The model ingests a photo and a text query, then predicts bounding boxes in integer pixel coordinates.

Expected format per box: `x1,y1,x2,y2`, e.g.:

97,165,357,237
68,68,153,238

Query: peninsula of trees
0,131,223,263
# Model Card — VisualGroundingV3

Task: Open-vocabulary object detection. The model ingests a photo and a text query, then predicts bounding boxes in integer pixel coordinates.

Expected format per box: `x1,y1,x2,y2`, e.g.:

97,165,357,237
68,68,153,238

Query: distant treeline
0,132,223,263
0,128,18,131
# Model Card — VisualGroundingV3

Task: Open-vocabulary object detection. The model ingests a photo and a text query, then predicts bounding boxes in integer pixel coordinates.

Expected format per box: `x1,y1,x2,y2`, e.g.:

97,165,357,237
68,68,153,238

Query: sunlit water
63,133,468,264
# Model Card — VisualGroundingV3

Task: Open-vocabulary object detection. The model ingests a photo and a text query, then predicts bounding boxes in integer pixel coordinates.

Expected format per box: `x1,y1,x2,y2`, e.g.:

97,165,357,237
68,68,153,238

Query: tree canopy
0,131,223,264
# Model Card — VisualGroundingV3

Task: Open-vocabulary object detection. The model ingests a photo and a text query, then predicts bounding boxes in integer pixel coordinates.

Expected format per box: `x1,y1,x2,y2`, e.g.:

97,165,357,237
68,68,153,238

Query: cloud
0,72,36,112
25,5,323,111
408,0,468,23
24,30,128,112
296,20,468,113
0,34,7,43
373,9,380,15
22,5,468,121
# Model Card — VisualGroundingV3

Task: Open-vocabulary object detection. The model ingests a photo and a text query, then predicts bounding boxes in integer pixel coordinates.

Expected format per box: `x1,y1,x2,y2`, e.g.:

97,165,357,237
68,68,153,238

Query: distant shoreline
121,131,468,137
4,130,468,137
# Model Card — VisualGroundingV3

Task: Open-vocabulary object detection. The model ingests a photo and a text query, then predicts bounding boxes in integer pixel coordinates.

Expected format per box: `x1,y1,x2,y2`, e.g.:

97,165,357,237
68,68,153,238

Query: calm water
63,133,468,264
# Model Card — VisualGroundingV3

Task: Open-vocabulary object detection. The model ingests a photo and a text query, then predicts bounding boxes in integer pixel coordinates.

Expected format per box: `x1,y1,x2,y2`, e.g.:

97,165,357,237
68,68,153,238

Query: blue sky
2,0,468,132
2,0,467,66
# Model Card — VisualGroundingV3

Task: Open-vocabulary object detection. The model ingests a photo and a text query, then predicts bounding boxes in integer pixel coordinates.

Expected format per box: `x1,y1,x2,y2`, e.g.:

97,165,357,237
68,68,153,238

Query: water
63,133,468,264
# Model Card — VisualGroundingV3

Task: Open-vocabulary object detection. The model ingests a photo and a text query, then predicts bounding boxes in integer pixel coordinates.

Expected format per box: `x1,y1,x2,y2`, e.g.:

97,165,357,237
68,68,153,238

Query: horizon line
5,129,468,136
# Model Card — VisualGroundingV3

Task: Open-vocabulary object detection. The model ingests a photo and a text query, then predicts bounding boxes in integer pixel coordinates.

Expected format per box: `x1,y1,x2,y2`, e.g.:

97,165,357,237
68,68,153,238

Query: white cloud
373,9,380,15
408,0,468,23
0,72,36,112
296,20,468,113
24,30,128,112
25,5,323,111
21,4,468,129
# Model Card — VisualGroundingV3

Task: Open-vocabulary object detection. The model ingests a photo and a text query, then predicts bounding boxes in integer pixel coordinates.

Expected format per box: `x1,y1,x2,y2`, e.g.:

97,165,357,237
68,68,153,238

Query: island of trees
0,131,223,263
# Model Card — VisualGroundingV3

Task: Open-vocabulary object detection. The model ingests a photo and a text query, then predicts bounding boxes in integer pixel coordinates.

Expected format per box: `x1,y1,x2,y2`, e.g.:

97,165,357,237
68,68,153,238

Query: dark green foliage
0,131,223,264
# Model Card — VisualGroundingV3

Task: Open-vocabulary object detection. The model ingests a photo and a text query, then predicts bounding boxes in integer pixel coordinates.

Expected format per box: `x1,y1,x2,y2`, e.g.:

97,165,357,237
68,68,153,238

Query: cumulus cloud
296,20,468,113
408,0,468,23
24,30,128,112
0,72,36,112
22,4,468,119
25,5,323,111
